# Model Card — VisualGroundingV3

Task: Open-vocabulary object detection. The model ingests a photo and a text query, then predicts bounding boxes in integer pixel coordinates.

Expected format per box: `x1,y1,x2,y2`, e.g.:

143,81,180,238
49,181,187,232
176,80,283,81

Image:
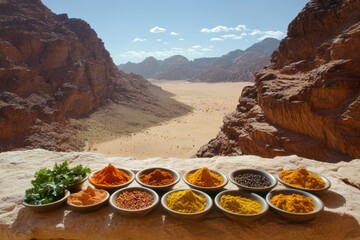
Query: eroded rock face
0,150,359,240
197,0,360,161
0,0,165,151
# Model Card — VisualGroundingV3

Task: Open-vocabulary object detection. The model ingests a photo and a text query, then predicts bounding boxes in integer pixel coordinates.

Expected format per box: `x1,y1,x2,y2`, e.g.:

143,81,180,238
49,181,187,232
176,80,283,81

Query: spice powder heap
91,164,130,187
187,167,224,187
67,186,107,206
140,169,175,186
116,190,154,210
166,189,206,213
271,193,315,213
220,194,262,214
280,168,326,189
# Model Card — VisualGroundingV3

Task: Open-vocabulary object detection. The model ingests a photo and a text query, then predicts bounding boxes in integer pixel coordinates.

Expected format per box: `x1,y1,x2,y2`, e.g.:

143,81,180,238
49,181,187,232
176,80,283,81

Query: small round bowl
109,187,159,217
215,190,269,222
67,190,110,213
67,175,89,192
135,167,180,191
229,169,277,192
277,170,331,193
183,168,228,192
266,189,324,222
161,188,213,220
89,168,135,192
22,190,70,212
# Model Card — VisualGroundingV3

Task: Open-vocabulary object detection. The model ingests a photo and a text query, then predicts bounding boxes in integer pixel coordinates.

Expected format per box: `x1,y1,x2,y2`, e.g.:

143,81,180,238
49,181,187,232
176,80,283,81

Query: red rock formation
0,0,177,151
197,0,360,162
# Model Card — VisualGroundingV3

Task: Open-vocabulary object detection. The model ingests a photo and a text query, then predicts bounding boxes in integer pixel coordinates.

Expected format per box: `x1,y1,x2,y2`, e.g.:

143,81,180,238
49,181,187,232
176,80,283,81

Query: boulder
0,149,359,239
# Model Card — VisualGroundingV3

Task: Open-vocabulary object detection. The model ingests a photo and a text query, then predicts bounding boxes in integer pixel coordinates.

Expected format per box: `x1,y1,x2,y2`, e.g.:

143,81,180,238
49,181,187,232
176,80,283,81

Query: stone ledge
1,149,359,240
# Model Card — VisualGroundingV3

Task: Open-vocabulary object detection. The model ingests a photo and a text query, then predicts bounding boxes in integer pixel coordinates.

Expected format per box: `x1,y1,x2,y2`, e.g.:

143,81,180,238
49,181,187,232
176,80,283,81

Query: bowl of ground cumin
266,189,324,222
183,167,228,192
89,164,135,191
277,168,331,193
135,167,180,191
215,190,269,222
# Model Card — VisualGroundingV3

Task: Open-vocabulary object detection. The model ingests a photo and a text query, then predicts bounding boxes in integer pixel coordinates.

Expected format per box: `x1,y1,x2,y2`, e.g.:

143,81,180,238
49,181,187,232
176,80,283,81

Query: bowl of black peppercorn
229,169,277,192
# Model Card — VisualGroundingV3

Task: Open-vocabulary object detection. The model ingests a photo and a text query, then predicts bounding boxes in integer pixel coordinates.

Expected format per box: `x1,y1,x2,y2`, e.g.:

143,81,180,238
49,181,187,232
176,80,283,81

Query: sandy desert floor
90,80,252,158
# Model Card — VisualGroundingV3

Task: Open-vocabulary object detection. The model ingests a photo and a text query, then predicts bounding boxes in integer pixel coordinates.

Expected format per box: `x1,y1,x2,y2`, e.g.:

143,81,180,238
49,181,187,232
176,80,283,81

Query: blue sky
42,0,308,64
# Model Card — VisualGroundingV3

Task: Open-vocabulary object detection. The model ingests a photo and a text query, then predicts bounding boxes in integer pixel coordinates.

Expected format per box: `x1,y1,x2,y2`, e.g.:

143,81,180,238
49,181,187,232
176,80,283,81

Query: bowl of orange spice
135,167,180,191
89,164,135,191
67,186,109,212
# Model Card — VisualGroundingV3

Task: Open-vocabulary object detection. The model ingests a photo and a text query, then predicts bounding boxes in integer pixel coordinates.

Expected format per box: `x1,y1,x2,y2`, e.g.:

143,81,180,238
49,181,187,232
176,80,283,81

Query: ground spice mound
140,168,175,186
187,167,224,187
67,186,107,206
166,189,206,213
220,194,262,214
91,164,130,187
271,193,315,213
280,168,326,189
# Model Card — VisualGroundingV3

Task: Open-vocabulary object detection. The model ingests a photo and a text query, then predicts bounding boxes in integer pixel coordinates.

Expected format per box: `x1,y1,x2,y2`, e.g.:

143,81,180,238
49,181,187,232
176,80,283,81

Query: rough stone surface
197,0,360,161
0,0,174,151
0,149,360,240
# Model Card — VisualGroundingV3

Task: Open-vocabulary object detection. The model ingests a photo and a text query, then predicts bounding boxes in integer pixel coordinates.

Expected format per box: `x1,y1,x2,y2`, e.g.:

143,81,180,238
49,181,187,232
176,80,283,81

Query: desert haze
90,81,252,158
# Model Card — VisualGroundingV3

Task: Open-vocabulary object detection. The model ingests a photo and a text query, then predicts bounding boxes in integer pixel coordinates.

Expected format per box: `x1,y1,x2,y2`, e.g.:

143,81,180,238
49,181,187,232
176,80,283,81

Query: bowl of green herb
23,161,91,212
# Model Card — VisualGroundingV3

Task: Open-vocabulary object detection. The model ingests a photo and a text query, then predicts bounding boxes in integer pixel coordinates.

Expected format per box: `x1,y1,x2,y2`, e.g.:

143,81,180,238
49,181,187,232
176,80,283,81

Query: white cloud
210,37,224,41
132,38,147,43
170,31,179,36
163,42,169,45
192,45,202,49
201,24,247,33
178,38,184,41
150,26,166,33
156,38,162,42
249,30,284,40
201,48,213,52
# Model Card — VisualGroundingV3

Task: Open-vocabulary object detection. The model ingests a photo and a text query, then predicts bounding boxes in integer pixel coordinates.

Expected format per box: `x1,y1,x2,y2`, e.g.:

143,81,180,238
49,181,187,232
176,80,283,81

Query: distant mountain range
119,38,280,82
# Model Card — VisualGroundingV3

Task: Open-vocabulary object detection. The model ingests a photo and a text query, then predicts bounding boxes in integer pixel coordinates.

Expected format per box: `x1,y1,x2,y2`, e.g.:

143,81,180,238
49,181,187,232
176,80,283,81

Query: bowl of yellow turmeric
266,189,324,222
277,168,331,193
183,167,228,192
161,188,213,220
215,190,269,222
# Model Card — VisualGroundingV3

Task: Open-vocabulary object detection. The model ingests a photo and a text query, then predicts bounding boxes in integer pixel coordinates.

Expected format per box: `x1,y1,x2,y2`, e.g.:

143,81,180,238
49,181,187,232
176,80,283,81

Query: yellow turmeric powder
270,193,315,213
220,194,262,214
90,164,130,187
280,168,325,189
67,186,107,206
187,167,224,187
166,189,206,213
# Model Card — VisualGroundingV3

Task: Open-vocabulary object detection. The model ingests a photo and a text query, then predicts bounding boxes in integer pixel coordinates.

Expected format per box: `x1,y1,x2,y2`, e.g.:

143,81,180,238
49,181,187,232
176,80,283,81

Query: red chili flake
115,190,154,210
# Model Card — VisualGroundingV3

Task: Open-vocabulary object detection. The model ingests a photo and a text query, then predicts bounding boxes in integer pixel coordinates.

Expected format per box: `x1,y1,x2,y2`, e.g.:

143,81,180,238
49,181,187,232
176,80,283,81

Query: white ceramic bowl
161,188,213,220
277,170,331,193
89,168,135,192
229,169,277,192
67,190,110,212
135,167,180,191
183,168,228,192
22,190,70,212
266,189,324,222
215,190,269,222
109,187,159,217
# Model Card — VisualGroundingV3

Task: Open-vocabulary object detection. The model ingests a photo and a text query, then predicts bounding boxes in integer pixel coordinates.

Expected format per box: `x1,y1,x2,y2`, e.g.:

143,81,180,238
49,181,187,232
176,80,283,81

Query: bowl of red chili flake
109,186,159,217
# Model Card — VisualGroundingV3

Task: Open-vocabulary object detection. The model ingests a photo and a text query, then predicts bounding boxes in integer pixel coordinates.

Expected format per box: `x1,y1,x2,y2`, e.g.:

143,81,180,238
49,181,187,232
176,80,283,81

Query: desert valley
0,0,359,239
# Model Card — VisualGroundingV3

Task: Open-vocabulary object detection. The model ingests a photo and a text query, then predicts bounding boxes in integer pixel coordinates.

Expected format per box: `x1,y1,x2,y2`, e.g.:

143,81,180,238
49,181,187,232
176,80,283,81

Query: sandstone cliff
197,0,360,162
0,0,189,151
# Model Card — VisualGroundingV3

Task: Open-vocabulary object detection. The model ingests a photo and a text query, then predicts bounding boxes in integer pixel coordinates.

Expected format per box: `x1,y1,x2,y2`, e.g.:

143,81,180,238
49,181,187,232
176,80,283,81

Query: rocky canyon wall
0,0,171,151
197,0,360,162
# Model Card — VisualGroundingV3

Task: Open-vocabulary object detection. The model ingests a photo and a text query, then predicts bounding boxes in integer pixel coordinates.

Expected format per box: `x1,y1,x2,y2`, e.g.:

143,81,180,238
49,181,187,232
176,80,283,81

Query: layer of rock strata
197,0,360,162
